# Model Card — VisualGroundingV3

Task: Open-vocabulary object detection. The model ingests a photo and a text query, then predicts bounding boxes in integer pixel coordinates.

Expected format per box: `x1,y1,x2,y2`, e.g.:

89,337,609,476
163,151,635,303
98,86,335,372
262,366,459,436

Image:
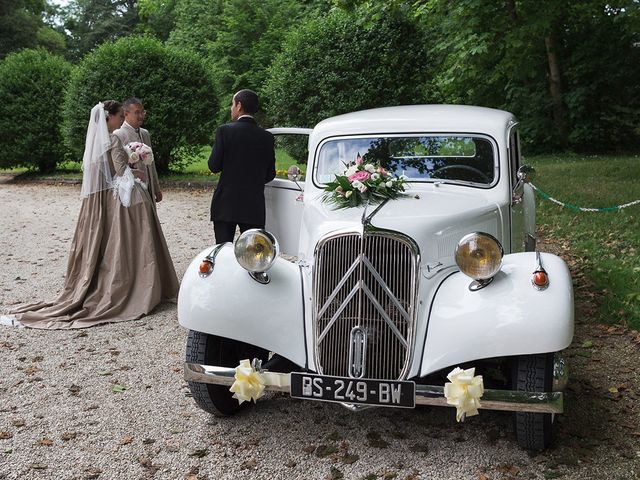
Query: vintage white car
178,105,574,451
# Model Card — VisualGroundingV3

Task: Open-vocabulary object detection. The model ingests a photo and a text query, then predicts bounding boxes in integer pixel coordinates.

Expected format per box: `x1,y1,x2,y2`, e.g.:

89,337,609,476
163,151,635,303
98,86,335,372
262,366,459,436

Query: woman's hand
132,168,147,183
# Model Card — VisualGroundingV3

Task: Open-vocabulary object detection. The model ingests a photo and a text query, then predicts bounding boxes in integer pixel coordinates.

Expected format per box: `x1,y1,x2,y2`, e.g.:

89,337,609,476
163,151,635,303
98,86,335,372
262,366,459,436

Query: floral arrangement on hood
124,142,154,166
322,153,408,209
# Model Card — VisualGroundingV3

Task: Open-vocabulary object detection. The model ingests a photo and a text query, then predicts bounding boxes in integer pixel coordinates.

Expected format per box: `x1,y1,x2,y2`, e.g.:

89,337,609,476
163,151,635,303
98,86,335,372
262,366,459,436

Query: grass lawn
527,154,640,330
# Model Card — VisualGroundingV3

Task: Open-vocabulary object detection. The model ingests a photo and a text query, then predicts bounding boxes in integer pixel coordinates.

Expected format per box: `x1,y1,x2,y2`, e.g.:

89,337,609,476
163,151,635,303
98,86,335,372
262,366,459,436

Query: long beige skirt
8,186,179,329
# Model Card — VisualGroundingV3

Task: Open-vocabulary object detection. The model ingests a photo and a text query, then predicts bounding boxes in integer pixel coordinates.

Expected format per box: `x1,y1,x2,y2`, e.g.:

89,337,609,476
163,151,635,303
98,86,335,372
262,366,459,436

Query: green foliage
263,10,431,130
137,0,177,41
0,0,66,58
0,48,72,172
530,154,640,329
62,36,217,171
62,0,140,61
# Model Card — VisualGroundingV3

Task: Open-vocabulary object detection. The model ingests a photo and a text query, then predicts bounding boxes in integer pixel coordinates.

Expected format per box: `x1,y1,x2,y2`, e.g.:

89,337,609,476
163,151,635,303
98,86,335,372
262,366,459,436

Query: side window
509,128,520,189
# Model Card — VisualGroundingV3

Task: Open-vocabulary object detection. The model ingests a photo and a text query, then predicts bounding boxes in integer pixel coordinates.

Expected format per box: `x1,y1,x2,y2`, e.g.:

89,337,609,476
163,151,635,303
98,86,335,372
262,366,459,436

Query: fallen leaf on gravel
97,370,112,376
240,458,257,470
284,460,296,468
31,464,47,470
580,340,594,348
477,474,490,480
409,443,429,454
328,466,344,480
84,466,102,479
186,475,198,480
497,464,520,475
32,355,44,362
61,432,77,441
120,435,134,445
302,445,316,454
112,384,127,393
315,444,338,457
366,431,389,448
11,420,25,428
139,457,158,474
24,365,38,375
39,438,53,446
382,470,397,479
0,432,13,439
405,469,420,480
3,448,12,454
75,331,88,338
188,448,208,458
341,453,359,464
326,431,343,441
69,384,82,395
142,438,156,445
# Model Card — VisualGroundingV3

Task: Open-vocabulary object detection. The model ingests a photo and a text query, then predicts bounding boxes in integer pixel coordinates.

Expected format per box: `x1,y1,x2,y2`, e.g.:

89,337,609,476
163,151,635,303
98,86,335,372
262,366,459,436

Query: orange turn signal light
532,270,548,289
199,260,213,275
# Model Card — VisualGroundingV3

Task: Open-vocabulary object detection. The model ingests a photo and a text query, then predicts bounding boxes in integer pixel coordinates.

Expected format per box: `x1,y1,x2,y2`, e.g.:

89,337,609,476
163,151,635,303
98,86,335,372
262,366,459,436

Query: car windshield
315,135,496,185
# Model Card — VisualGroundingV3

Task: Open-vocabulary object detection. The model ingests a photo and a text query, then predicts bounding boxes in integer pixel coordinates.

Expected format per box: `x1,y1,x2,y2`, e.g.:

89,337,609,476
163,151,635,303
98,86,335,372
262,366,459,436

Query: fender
178,245,306,367
420,252,574,376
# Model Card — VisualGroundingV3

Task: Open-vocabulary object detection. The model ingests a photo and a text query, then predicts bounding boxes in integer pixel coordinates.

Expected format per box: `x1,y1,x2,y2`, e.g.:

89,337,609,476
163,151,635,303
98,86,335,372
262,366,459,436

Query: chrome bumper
184,362,564,414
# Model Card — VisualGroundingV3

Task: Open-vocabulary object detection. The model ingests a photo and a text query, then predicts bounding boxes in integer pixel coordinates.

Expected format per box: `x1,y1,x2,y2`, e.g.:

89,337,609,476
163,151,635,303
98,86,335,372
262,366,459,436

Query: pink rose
376,166,388,176
356,154,363,166
348,170,370,183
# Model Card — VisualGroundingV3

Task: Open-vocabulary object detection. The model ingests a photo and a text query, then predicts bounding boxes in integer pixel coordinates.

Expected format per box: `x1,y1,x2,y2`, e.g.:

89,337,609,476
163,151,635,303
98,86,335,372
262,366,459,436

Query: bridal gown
6,134,179,329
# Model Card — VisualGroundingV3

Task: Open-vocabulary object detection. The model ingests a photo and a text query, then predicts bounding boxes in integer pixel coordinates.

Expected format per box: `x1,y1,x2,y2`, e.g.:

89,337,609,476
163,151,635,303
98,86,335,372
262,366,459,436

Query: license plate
290,373,415,408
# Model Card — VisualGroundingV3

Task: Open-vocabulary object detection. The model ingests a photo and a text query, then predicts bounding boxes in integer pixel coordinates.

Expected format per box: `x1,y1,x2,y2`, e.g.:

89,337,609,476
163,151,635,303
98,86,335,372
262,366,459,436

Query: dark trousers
213,221,262,244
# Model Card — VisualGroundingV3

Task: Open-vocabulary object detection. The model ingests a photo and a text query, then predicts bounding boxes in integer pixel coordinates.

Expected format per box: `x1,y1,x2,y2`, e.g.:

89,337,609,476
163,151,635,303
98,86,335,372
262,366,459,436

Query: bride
1,101,179,329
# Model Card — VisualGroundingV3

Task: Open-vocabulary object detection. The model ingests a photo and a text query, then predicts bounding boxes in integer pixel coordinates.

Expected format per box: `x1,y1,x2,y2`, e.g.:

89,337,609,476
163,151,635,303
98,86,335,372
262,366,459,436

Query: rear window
315,135,496,186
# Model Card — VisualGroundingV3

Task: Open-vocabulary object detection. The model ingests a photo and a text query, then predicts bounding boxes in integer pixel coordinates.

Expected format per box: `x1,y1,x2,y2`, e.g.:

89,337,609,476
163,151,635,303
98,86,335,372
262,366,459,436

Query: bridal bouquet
125,142,154,165
322,154,408,209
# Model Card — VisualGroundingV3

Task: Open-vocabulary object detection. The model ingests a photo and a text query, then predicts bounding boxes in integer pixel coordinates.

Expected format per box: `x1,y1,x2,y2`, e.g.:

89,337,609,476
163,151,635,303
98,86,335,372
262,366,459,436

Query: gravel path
0,183,638,480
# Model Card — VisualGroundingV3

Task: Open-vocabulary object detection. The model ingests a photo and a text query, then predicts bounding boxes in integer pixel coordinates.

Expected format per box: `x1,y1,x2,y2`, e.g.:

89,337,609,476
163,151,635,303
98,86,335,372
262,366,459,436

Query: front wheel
185,330,269,416
513,353,555,451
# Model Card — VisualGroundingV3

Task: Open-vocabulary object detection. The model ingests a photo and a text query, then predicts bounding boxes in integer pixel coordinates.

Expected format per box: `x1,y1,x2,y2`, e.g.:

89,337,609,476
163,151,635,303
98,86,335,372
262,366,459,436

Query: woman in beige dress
1,101,179,329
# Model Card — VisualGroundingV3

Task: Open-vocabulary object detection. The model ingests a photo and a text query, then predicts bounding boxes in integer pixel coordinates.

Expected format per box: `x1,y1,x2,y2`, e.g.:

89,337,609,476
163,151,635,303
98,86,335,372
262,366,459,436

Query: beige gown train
8,134,179,329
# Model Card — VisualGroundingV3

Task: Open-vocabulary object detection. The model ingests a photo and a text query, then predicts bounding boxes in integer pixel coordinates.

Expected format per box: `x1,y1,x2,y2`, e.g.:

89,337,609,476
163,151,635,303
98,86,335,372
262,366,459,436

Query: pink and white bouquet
322,153,408,209
124,142,154,166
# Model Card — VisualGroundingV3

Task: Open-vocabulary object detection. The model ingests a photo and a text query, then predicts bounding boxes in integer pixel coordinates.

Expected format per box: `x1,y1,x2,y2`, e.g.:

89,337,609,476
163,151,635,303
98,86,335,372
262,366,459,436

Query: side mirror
287,165,302,182
516,165,535,184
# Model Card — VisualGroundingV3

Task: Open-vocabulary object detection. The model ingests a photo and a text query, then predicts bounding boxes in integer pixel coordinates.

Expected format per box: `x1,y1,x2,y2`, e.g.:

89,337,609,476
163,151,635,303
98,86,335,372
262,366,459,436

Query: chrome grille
313,232,419,380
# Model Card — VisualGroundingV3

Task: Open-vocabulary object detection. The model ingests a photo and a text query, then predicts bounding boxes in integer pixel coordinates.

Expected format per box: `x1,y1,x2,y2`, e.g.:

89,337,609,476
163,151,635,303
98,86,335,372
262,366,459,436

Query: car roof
311,105,516,142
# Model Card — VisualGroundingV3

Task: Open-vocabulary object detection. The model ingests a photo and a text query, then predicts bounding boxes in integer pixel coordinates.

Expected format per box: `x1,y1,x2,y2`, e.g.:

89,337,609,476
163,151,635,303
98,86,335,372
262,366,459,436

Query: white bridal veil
80,103,113,197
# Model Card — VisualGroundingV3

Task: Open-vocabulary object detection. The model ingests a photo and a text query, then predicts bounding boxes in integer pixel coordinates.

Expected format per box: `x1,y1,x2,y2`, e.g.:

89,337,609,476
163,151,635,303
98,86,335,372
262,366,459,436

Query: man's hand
132,168,147,182
155,190,163,203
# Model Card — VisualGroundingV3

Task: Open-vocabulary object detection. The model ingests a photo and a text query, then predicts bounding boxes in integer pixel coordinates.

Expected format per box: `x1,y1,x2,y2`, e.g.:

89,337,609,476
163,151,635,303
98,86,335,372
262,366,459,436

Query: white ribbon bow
443,367,484,422
229,359,290,404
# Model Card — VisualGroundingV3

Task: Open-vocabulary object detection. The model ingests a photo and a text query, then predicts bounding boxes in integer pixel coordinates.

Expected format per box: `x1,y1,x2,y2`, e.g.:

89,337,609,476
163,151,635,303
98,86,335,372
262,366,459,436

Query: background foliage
0,48,72,172
61,36,217,171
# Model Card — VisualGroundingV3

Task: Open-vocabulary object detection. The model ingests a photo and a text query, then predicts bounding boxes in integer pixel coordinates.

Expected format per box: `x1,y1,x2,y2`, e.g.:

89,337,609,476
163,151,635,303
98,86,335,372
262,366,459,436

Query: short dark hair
103,100,122,117
123,97,143,110
233,89,259,115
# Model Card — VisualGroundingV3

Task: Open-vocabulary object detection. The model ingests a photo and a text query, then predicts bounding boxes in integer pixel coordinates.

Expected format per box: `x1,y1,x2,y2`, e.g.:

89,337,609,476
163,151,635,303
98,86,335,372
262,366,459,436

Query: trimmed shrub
62,36,217,172
263,11,432,136
0,49,72,172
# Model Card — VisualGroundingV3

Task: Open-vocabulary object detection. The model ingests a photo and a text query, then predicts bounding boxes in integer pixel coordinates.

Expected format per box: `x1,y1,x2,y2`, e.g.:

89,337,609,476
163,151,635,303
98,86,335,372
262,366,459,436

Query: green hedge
0,49,72,172
62,36,217,172
263,11,432,132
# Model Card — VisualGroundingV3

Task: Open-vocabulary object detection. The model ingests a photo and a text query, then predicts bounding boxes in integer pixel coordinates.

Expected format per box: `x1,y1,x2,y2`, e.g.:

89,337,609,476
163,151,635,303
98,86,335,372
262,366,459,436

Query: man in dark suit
208,89,276,243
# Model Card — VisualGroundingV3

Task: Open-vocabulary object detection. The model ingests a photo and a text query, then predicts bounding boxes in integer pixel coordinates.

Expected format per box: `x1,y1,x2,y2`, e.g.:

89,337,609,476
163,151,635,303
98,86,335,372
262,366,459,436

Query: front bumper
184,362,564,414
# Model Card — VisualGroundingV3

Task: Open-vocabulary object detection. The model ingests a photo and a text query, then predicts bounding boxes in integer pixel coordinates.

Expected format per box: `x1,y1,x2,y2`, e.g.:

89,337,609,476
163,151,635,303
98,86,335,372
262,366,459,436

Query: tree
137,0,177,41
263,10,432,129
62,36,218,172
0,49,72,172
0,0,66,58
62,0,140,60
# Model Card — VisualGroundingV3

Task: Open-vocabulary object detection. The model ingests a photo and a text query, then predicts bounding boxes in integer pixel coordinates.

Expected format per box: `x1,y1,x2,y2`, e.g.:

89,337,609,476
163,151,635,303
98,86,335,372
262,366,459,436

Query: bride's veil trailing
81,103,113,197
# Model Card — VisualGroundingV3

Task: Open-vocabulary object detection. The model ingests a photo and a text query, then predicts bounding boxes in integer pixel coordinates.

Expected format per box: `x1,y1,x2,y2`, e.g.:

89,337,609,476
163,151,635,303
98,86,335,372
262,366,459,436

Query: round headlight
234,229,279,273
455,232,504,280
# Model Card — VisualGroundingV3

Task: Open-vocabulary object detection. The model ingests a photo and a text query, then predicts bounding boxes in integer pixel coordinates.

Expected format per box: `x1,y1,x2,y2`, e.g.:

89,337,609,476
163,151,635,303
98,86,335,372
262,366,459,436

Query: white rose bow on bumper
229,359,290,404
443,367,484,422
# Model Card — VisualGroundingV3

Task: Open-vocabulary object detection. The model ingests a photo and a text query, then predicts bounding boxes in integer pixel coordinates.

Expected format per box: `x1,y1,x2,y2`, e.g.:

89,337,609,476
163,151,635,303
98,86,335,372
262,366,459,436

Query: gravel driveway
1,182,638,480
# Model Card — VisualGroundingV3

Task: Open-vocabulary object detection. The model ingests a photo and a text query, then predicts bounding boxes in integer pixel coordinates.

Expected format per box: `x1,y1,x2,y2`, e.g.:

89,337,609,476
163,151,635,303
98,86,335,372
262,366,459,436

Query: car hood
298,185,506,265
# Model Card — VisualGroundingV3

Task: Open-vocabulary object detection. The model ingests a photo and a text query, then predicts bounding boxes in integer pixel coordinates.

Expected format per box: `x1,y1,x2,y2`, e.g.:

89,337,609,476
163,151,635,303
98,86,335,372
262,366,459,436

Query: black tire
185,330,269,417
513,353,555,451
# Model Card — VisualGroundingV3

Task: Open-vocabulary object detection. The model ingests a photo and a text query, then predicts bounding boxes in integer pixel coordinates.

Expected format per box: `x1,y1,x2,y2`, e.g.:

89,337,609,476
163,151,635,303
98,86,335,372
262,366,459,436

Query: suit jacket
113,122,161,201
208,117,276,225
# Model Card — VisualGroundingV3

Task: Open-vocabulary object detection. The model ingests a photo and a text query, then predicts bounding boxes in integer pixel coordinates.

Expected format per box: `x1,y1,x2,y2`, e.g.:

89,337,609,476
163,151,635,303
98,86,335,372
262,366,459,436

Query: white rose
129,152,139,164
351,180,362,188
371,173,380,181
386,180,393,188
345,165,358,177
345,190,353,198
364,163,375,173
358,184,367,193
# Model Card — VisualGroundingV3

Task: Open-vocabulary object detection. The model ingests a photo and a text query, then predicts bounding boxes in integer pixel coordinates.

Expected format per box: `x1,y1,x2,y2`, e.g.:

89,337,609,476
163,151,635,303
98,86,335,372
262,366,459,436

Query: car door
265,128,312,256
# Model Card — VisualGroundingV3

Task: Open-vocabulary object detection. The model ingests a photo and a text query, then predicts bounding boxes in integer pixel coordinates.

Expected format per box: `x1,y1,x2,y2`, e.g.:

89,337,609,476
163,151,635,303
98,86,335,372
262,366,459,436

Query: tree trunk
544,33,569,149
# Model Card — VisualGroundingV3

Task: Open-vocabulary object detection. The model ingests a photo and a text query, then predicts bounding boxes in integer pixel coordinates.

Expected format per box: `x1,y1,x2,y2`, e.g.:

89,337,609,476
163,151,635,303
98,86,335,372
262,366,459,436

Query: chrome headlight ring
454,232,504,290
234,229,279,281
